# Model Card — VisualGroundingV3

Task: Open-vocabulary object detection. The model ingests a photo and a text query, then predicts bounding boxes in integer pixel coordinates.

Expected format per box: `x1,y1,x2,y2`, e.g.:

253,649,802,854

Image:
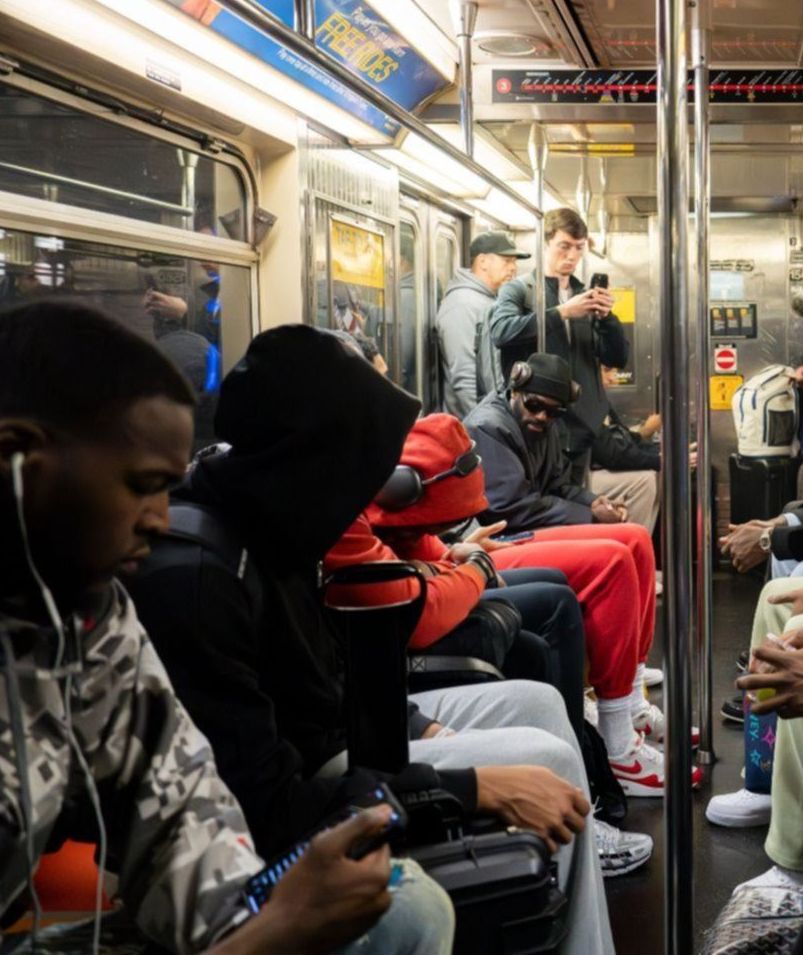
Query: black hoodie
129,325,476,858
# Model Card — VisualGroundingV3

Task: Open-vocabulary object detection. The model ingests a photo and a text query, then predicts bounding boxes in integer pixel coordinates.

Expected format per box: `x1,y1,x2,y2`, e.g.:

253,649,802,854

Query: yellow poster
710,374,743,411
330,220,385,290
610,287,636,324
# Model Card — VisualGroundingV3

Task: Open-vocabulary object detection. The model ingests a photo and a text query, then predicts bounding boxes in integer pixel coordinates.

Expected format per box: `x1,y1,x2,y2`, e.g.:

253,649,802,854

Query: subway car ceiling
2,0,803,232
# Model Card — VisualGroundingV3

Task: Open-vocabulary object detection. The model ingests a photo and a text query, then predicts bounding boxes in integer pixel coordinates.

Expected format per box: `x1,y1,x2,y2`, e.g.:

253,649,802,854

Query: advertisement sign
163,0,398,135
163,0,449,135
610,286,636,385
314,0,447,111
329,218,385,336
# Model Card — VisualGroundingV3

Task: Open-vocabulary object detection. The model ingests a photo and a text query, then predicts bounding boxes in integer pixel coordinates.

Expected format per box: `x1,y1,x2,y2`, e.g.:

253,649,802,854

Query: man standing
489,208,628,480
436,231,530,417
464,352,628,530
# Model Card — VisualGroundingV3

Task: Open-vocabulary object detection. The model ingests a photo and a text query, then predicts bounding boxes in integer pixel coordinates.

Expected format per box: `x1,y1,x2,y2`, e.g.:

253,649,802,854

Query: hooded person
128,324,620,955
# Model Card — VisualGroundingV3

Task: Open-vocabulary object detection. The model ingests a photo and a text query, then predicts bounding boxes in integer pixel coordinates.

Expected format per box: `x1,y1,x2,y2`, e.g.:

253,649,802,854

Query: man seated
0,300,454,955
587,365,661,533
127,324,618,953
464,351,629,529
721,502,803,578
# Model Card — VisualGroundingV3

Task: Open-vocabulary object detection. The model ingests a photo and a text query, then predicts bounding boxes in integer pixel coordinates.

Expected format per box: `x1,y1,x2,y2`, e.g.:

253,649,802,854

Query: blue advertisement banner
163,0,399,135
161,1,452,136
314,0,448,111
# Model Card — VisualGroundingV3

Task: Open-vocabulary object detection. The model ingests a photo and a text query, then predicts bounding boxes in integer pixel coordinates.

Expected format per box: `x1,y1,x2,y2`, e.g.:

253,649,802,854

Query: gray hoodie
435,268,497,417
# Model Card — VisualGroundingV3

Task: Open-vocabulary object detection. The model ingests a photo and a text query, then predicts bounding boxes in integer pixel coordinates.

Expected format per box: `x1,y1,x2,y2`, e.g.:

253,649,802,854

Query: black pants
421,567,585,741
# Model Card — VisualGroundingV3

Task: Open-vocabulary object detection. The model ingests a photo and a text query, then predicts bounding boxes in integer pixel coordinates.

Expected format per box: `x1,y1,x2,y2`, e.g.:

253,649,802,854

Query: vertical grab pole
656,0,695,951
452,1,478,158
693,3,715,765
293,0,315,40
528,124,549,353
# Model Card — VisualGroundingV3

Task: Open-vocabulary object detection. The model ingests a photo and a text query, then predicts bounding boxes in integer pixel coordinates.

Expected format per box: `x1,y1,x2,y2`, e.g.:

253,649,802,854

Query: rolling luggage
729,453,801,523
412,828,568,954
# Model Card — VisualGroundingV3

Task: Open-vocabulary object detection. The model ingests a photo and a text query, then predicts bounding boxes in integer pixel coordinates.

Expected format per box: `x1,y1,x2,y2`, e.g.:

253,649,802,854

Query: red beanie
367,413,488,527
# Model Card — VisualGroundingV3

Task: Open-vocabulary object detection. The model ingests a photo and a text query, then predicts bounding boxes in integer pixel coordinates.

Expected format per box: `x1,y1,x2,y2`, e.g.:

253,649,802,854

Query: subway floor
605,571,767,954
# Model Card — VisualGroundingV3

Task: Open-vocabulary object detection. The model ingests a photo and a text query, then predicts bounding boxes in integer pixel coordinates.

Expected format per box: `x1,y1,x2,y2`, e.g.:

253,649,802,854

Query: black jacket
128,326,476,859
490,272,629,459
464,392,597,531
591,405,660,472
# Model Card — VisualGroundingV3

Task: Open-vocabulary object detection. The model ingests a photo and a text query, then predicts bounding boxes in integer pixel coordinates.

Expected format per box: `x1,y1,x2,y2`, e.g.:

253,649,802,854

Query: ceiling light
474,31,553,58
363,0,457,81
395,132,491,197
469,187,537,230
427,124,531,182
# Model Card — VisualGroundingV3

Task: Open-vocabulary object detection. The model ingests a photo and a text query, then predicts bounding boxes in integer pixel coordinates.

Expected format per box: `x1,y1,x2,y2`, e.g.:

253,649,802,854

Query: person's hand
791,366,803,385
719,521,775,572
464,521,514,552
420,721,456,740
447,541,486,564
556,288,613,320
206,808,395,955
145,289,189,321
737,641,803,719
640,413,662,439
476,766,589,855
768,586,803,617
591,496,628,523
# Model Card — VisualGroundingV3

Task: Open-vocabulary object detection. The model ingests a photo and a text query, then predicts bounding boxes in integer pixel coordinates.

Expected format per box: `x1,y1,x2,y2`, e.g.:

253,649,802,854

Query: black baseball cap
469,231,531,260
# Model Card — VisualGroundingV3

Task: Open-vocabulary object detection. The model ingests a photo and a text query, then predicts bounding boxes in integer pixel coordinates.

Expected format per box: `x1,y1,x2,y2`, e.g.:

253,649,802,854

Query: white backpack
731,365,800,457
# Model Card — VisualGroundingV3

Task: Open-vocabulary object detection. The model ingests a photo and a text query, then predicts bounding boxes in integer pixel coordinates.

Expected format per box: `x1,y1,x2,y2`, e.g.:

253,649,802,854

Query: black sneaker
721,694,745,724
736,650,749,674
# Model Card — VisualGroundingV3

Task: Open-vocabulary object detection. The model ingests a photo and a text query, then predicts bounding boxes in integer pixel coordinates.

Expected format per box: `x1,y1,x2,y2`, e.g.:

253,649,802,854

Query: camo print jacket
0,581,263,953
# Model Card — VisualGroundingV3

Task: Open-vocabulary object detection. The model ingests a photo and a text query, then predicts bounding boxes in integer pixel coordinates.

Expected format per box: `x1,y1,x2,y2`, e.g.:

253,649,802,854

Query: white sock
597,696,635,758
629,662,648,717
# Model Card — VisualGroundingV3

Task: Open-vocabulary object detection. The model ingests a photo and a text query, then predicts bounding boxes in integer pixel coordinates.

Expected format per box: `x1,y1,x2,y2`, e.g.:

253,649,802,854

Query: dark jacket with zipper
464,391,597,530
591,405,661,472
128,326,477,860
489,272,629,460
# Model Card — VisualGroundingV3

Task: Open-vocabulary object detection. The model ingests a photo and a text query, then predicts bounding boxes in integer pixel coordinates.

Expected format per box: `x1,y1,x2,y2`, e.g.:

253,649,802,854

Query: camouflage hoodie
0,581,263,953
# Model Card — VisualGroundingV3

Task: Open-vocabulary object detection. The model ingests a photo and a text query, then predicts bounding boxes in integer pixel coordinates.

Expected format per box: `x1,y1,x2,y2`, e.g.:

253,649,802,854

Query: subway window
0,84,247,238
0,227,251,448
399,220,420,396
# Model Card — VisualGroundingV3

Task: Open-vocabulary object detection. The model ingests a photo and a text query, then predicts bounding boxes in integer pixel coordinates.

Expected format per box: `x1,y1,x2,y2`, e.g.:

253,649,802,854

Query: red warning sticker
714,344,738,373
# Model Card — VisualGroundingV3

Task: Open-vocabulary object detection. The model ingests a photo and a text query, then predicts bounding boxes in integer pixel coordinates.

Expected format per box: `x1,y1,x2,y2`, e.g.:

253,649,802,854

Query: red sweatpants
492,523,656,699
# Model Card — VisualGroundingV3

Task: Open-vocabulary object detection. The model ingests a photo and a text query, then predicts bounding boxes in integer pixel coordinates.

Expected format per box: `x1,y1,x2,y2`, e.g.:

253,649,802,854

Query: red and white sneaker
610,732,703,797
633,702,701,749
609,733,666,797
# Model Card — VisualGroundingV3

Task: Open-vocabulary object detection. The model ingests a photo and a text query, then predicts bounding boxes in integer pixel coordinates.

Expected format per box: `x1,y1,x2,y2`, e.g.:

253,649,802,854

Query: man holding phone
489,208,629,483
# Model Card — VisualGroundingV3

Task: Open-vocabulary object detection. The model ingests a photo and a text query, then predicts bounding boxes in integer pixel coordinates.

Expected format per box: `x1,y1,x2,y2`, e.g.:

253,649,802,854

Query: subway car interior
2,0,803,953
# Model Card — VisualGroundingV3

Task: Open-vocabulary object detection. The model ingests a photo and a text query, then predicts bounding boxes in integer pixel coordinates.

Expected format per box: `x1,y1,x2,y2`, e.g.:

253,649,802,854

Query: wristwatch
759,528,772,553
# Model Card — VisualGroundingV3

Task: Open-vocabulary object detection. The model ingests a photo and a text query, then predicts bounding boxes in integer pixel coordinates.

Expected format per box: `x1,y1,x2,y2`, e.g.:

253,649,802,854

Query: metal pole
656,0,694,949
218,0,543,220
528,124,549,352
693,5,715,766
293,0,315,41
451,1,478,158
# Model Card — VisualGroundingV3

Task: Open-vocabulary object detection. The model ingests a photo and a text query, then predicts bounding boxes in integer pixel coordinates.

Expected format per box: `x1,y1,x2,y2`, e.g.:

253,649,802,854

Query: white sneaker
735,865,803,894
643,666,663,687
610,731,703,796
594,818,653,877
632,701,701,748
609,732,666,797
584,689,598,727
705,788,772,828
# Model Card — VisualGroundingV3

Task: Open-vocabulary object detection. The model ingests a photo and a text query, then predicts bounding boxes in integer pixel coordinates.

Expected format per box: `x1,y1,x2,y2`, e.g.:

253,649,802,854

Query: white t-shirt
558,284,572,342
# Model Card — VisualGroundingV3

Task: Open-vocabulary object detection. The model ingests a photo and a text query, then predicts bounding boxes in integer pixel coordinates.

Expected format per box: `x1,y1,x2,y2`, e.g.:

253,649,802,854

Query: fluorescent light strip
364,0,457,82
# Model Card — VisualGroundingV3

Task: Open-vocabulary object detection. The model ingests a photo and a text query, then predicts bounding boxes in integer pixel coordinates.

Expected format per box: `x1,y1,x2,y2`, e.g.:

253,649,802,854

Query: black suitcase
411,828,568,954
729,453,801,523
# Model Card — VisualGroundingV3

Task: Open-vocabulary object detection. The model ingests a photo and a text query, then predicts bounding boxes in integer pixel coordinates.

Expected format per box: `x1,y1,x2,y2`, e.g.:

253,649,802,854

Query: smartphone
590,273,609,289
242,784,407,913
492,530,534,543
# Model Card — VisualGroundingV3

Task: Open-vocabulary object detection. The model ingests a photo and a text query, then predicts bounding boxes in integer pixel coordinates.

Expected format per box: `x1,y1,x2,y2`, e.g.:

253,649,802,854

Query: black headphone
374,443,482,512
509,361,582,403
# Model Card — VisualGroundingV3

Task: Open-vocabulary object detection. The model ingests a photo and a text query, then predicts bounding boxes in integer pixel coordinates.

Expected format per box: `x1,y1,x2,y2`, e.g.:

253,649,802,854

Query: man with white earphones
0,299,454,955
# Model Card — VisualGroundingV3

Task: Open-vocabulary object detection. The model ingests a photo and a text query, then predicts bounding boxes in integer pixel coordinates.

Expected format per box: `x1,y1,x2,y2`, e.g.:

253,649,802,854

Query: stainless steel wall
604,215,797,535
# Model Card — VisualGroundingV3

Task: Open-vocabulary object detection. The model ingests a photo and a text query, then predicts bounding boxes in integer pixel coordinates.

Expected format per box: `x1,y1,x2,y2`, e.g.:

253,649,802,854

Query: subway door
311,199,398,377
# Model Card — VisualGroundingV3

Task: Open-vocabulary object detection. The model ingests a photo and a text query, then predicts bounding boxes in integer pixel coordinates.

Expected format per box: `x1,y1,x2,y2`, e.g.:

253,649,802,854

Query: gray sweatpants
318,680,614,955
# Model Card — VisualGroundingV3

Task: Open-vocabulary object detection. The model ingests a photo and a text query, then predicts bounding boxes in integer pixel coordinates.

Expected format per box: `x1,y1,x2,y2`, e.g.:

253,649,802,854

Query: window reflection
0,228,251,448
